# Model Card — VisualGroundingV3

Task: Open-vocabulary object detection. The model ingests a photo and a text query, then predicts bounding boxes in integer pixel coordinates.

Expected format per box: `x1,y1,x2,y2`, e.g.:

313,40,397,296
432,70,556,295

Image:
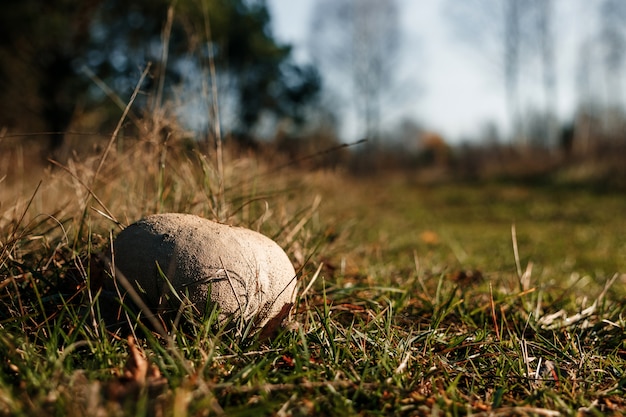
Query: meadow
0,132,625,416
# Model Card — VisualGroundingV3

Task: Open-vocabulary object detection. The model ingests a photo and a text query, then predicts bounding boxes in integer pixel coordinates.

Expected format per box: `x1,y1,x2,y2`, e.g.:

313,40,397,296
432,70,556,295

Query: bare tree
503,0,522,140
537,0,557,117
445,0,551,144
598,0,626,110
525,0,558,145
309,0,400,144
575,0,626,141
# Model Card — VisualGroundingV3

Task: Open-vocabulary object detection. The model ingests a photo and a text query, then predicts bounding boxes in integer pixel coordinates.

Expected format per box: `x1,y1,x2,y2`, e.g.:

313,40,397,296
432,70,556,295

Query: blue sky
266,0,599,143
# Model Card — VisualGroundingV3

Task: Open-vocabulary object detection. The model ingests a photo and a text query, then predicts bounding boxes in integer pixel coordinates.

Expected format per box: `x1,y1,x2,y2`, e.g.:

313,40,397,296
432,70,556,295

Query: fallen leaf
258,303,293,341
420,230,440,245
450,269,484,286
123,335,148,383
105,336,166,404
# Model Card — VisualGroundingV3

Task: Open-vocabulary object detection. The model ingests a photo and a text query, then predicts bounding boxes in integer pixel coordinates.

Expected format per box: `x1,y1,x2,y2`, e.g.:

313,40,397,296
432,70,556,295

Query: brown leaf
420,230,440,245
123,335,148,383
450,269,484,286
258,302,293,341
105,336,166,404
274,354,295,370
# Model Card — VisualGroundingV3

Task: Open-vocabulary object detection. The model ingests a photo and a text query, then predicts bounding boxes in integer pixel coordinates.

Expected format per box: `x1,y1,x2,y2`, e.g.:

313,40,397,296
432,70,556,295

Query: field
1,136,625,416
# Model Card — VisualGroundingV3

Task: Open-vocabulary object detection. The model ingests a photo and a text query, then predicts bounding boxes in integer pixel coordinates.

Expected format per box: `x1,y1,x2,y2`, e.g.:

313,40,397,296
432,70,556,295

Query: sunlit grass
0,136,625,415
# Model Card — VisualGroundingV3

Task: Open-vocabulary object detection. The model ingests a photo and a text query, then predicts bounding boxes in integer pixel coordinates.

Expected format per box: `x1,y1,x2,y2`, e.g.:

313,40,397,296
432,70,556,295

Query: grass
0,133,625,416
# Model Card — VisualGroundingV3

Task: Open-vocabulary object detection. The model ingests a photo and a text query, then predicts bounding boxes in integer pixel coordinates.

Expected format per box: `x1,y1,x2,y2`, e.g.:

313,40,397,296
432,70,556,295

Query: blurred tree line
0,0,320,154
309,0,399,145
446,0,626,149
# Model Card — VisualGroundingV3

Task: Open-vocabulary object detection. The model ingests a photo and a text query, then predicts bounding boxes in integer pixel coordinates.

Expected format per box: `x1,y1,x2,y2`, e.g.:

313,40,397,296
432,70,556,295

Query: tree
0,0,320,153
523,0,558,145
0,1,101,152
574,0,626,142
309,0,400,144
503,0,522,139
598,0,626,110
445,0,554,144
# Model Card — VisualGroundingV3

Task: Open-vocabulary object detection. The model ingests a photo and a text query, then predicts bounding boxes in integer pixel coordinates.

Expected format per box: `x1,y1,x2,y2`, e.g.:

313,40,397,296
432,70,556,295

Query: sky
266,0,600,143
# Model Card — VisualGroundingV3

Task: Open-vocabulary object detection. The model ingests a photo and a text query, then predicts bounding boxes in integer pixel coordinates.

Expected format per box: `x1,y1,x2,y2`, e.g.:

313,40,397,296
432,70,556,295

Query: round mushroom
109,213,297,331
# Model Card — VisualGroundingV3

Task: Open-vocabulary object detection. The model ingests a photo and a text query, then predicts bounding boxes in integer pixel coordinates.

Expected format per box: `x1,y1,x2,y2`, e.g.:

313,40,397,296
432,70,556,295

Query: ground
0,139,625,416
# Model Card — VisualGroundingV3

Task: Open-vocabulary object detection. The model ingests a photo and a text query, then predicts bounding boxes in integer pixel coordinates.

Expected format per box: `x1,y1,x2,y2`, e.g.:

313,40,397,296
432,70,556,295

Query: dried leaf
123,335,148,383
105,336,166,404
258,303,293,340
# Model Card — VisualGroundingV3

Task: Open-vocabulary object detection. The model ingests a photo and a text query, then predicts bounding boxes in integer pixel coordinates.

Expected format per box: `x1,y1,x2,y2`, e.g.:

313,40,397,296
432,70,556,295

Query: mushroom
109,213,297,332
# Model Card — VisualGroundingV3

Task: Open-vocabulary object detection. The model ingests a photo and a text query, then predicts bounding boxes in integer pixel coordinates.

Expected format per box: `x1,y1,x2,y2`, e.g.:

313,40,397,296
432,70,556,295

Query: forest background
1,0,626,185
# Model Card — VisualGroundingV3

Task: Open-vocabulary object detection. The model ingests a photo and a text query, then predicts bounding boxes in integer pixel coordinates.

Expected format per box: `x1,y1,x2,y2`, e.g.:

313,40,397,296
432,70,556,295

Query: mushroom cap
110,213,297,329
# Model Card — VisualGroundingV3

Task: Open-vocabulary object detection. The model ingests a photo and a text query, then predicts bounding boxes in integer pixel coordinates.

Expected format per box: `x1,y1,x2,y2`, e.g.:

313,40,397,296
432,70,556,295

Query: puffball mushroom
109,213,297,331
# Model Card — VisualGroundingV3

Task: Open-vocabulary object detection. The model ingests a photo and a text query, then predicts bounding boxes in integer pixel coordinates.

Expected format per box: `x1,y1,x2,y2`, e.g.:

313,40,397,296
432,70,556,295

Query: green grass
0,141,625,416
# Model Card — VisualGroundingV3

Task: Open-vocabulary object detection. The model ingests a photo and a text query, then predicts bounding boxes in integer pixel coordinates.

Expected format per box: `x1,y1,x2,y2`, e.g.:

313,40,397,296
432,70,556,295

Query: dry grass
1,119,625,416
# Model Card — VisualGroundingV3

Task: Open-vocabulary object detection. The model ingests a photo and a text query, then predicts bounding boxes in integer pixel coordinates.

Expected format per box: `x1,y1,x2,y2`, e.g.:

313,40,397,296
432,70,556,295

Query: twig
220,256,245,328
473,407,560,417
47,160,121,230
283,195,322,245
92,64,151,185
155,6,174,110
224,139,368,195
102,242,194,376
300,263,323,299
201,3,225,218
511,223,523,283
268,139,367,175
413,251,431,303
210,379,380,395
2,130,116,139
6,180,42,244
68,64,151,246
537,273,620,330
81,66,141,127
489,282,500,342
